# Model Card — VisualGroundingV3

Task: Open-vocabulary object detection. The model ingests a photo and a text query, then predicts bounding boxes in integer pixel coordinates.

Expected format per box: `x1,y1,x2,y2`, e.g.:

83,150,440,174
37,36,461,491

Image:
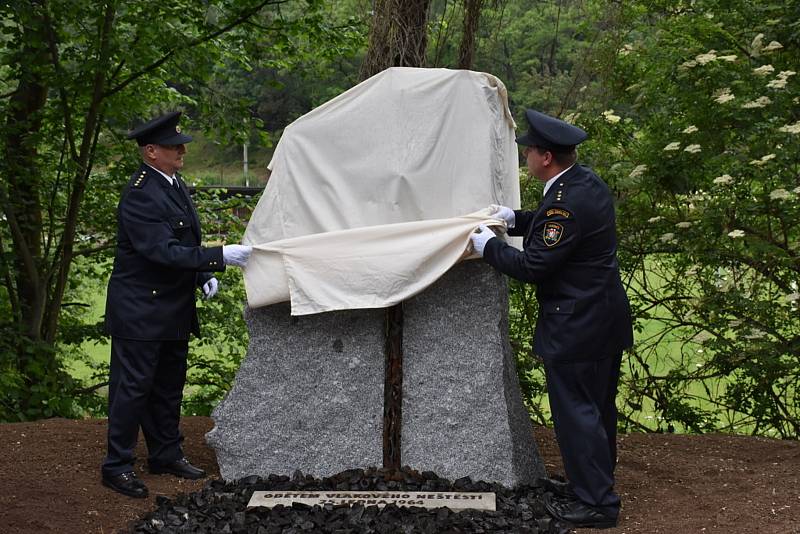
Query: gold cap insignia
175,126,181,133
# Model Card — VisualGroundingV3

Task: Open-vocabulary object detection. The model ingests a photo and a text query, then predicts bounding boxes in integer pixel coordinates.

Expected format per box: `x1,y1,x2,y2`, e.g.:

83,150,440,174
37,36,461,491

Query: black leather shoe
544,493,618,529
102,471,149,498
537,476,577,499
149,457,206,479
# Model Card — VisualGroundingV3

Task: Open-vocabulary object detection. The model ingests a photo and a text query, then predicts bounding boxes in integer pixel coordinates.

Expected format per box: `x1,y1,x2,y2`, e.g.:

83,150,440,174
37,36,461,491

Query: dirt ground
0,417,797,534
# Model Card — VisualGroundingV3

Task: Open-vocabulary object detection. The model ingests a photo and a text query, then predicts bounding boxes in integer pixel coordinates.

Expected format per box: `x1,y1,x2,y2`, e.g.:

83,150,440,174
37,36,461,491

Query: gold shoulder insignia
546,208,571,218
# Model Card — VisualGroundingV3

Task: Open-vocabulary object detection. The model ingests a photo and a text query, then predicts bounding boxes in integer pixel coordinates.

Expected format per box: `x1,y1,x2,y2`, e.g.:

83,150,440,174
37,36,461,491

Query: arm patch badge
546,208,571,218
543,222,564,246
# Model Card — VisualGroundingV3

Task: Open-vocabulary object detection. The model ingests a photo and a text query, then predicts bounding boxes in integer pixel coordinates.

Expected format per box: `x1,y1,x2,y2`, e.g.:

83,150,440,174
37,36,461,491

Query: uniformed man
101,111,253,498
470,109,633,529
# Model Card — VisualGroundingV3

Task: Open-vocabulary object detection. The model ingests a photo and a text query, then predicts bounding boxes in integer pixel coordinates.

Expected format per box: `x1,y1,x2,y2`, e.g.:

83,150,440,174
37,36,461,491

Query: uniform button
152,290,157,295
556,306,560,311
179,221,183,226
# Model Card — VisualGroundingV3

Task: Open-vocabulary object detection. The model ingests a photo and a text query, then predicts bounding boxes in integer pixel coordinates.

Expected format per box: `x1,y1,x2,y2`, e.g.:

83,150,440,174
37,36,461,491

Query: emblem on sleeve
546,208,571,218
543,222,564,246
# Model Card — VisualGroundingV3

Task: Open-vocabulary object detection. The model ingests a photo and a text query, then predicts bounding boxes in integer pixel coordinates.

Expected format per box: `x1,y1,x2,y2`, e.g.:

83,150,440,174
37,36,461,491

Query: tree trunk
360,0,433,80
359,0,431,469
457,0,484,70
1,21,49,353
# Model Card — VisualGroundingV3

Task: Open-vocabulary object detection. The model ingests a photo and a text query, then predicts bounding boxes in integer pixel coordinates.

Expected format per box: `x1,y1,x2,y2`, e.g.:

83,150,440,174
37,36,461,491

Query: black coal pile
126,467,571,533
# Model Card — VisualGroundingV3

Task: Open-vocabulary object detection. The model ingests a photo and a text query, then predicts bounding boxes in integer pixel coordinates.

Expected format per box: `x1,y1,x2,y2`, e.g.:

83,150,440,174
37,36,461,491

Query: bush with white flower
572,0,799,438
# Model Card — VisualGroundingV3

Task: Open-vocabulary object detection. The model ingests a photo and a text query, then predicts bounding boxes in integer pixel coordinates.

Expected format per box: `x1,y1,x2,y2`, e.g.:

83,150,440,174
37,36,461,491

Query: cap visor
157,133,193,145
515,133,535,146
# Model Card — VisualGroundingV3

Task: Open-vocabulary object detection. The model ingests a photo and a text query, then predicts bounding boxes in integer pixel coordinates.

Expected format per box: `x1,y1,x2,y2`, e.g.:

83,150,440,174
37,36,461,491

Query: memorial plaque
247,491,496,511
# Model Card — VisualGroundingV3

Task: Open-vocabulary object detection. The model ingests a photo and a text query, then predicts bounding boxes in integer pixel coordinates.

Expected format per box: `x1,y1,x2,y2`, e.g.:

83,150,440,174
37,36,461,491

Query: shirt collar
542,164,575,197
144,163,176,186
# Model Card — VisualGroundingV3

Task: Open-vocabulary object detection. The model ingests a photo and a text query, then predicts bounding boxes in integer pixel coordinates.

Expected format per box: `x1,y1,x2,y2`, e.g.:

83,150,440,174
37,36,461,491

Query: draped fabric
243,67,521,315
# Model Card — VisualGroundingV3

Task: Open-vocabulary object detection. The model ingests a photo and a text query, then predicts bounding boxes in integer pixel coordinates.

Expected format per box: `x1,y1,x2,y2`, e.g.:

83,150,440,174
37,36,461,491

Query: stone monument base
207,261,545,486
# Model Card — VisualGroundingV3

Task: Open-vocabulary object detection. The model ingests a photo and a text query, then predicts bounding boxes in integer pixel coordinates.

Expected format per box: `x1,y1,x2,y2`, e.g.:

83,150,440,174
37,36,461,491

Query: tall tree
358,0,432,469
360,0,433,79
457,0,484,69
582,0,800,437
0,0,351,420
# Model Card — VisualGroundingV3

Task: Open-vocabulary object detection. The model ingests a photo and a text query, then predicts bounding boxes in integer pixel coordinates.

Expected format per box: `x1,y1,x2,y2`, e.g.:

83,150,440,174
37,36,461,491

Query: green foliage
577,0,800,437
507,169,548,424
3,0,797,437
184,188,254,415
0,0,363,421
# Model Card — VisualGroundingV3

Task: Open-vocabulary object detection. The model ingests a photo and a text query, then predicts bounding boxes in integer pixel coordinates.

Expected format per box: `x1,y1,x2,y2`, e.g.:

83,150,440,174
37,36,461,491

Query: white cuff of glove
223,244,252,267
202,277,219,299
470,224,496,257
489,204,515,229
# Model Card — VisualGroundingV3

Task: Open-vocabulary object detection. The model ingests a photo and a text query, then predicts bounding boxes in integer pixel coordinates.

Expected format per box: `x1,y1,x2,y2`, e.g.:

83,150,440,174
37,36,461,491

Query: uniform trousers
543,352,623,515
102,338,188,477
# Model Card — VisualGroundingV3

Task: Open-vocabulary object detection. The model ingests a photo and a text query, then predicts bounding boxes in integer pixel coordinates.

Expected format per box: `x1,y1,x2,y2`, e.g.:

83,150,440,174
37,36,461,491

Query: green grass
180,133,272,188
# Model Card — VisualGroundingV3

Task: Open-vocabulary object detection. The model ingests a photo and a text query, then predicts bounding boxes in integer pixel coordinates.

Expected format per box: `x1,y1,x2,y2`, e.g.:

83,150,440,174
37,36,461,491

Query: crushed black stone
126,467,572,533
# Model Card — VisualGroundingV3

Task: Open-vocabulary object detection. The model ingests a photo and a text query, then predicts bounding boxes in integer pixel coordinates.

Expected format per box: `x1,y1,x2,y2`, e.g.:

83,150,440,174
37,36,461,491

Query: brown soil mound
0,417,797,533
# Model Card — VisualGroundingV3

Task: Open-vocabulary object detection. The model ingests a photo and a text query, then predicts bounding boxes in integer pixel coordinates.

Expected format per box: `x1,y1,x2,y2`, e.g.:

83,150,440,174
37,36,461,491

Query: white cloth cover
243,67,521,315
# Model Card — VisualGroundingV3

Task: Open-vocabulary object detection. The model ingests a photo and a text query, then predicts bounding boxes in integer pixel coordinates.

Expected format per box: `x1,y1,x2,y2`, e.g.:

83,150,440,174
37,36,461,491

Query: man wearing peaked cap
101,111,253,498
470,109,633,529
126,110,194,146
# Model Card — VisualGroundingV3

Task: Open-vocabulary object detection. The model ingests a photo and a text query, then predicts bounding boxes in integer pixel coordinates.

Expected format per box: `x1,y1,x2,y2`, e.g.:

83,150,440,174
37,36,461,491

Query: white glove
202,277,219,299
223,244,252,267
470,224,497,257
489,204,515,229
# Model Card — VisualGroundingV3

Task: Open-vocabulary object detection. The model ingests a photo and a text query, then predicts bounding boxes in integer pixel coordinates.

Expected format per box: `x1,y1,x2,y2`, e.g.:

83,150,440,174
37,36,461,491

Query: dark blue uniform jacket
484,164,633,360
104,164,225,341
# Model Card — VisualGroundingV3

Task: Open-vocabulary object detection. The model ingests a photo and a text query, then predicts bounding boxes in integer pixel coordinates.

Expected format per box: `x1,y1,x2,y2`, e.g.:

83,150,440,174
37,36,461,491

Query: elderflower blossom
647,216,663,223
718,55,737,62
785,293,800,303
684,144,702,153
769,188,791,200
728,229,745,238
683,125,699,134
767,70,796,89
676,221,693,228
753,64,775,76
750,154,776,166
629,164,648,178
779,121,800,134
767,77,788,89
762,40,783,52
714,88,735,103
602,109,621,123
751,33,765,56
794,186,800,194
713,174,734,185
680,59,698,69
695,50,718,64
660,232,676,243
618,44,634,56
663,142,681,151
741,96,772,109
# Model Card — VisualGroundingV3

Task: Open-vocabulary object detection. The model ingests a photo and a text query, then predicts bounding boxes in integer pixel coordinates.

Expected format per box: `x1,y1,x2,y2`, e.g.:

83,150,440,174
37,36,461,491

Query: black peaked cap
127,111,193,146
515,109,587,151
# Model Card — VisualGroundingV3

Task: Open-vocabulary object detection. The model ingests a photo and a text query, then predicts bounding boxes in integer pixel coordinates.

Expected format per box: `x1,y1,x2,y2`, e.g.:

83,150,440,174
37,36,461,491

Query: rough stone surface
206,303,385,481
402,260,546,487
